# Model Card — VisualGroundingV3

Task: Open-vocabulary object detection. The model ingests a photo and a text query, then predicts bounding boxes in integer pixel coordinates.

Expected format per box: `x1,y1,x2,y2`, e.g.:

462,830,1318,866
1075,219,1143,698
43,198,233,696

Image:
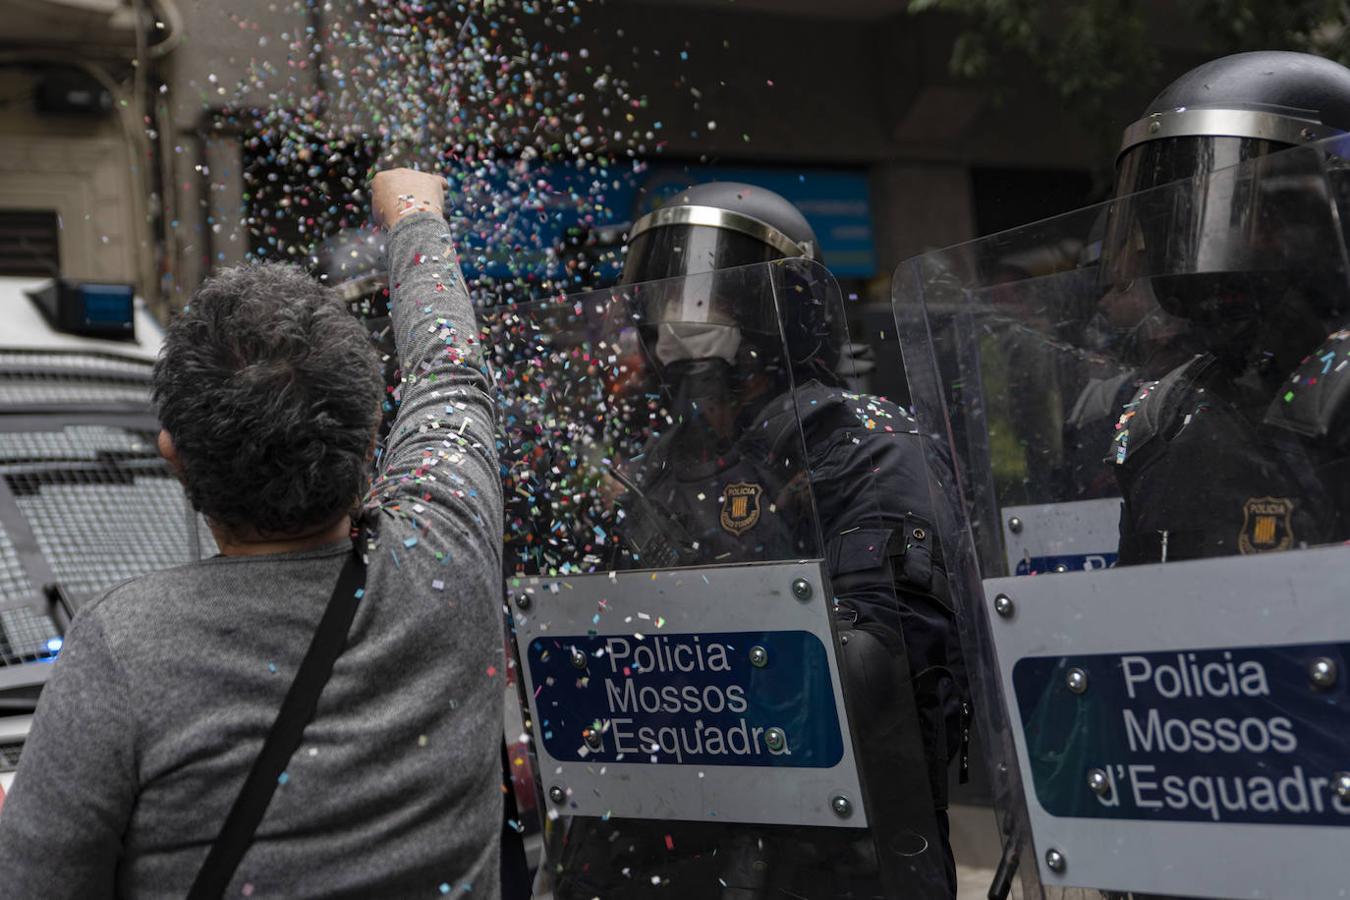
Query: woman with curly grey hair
154,260,385,544
0,169,506,897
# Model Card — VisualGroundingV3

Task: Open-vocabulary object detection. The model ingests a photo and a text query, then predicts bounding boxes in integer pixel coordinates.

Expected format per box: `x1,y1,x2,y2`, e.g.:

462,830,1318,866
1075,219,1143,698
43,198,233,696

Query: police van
0,274,211,811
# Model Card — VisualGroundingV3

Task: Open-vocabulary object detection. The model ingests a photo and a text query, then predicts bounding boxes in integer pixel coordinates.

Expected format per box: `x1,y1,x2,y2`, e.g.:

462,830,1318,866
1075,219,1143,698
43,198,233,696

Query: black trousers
554,808,956,900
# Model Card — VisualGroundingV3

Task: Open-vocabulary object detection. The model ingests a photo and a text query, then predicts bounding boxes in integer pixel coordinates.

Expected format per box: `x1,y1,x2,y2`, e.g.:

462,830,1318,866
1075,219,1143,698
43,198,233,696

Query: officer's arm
811,426,968,784
815,430,958,650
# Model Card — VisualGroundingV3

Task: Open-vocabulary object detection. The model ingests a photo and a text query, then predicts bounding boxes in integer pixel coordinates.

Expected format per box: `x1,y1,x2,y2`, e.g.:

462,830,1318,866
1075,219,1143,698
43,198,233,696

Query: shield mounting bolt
548,785,567,805
764,727,786,752
749,646,769,668
993,594,1015,618
830,795,853,818
1045,848,1067,873
570,646,588,669
514,593,531,611
1086,768,1111,798
1066,667,1089,694
791,578,813,601
1007,516,1023,534
1334,772,1350,801
1309,657,1338,689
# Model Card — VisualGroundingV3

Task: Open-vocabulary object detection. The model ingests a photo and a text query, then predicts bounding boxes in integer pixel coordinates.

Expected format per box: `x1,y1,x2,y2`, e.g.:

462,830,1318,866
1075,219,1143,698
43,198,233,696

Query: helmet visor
1102,136,1344,293
622,223,786,284
627,262,781,339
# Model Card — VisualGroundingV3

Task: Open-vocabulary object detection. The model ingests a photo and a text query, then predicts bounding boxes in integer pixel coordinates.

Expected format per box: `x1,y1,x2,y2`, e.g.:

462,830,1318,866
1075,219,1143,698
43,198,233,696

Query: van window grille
0,423,215,669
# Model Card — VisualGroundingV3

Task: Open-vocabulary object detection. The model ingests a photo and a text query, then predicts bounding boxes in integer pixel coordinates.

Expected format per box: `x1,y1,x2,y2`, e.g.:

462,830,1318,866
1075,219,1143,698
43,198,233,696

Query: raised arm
365,170,501,547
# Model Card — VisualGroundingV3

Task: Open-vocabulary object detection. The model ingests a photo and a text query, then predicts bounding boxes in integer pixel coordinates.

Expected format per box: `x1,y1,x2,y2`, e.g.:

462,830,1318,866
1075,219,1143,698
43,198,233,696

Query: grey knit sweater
0,212,505,898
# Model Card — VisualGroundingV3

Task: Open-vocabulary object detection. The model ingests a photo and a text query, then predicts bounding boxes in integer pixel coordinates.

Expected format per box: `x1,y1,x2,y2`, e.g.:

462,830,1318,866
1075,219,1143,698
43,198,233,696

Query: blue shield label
1013,642,1350,826
528,630,845,768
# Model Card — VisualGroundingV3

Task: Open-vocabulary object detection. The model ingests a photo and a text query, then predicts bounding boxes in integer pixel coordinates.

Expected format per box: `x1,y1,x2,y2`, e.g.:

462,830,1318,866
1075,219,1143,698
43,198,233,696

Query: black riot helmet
1113,51,1350,198
1102,52,1350,362
622,181,819,283
621,182,841,385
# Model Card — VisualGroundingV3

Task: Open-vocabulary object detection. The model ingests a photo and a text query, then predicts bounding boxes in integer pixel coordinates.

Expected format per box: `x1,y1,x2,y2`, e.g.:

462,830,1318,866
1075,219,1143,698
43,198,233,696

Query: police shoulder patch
720,482,763,536
1238,496,1295,554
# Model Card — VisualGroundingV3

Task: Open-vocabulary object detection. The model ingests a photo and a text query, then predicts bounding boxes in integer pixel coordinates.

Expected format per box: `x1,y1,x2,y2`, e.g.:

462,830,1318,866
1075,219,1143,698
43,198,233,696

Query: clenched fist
371,168,447,230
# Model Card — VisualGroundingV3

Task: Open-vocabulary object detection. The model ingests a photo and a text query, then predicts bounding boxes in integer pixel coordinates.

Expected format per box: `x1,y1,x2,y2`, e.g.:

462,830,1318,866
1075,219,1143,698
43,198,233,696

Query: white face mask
654,322,742,366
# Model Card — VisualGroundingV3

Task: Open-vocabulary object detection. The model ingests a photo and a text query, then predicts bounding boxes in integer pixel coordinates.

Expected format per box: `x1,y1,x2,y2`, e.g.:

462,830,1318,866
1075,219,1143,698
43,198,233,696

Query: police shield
893,137,1350,899
486,258,959,898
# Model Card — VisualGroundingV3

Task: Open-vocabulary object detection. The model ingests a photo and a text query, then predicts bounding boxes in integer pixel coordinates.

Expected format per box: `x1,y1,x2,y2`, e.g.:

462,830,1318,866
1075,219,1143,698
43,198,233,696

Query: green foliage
912,0,1155,104
911,0,1350,159
1194,0,1350,61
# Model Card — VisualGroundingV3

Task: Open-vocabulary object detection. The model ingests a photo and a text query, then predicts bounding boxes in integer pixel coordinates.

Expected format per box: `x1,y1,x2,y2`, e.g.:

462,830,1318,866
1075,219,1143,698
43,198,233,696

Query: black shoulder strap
188,528,367,900
1107,355,1211,466
1264,326,1350,442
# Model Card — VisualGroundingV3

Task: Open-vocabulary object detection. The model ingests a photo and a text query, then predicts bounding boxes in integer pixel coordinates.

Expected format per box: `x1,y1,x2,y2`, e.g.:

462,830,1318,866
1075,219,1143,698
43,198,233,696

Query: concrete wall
3,0,1210,304
0,67,141,285
154,0,313,303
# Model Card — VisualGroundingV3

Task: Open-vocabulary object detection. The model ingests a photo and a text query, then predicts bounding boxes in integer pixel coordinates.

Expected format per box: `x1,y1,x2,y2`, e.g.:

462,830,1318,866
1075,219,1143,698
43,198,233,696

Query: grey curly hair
153,261,383,537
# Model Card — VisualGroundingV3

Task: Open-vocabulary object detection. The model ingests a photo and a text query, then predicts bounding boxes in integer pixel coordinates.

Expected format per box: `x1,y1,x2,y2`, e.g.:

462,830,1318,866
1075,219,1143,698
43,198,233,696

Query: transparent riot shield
486,259,956,898
894,137,1350,899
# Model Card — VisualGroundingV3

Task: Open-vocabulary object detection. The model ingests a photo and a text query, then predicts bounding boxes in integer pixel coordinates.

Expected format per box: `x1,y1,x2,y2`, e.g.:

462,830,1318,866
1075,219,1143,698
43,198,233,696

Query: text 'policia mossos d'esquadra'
529,630,845,768
1013,644,1350,826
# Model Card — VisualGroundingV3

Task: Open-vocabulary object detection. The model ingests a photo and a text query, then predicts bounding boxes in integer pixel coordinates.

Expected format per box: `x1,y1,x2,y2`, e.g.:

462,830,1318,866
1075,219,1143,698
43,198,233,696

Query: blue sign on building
451,159,878,288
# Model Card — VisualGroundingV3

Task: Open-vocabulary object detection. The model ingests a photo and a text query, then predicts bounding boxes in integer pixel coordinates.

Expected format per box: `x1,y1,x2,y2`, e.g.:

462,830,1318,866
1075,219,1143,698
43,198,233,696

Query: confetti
209,0,670,304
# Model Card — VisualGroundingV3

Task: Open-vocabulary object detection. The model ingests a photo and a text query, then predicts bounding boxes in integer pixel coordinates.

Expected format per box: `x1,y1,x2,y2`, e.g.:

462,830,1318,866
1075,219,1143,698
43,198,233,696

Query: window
0,210,60,277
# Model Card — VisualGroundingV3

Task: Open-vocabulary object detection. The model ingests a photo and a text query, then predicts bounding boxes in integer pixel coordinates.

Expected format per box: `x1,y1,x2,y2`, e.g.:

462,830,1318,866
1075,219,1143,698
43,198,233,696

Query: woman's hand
371,168,447,230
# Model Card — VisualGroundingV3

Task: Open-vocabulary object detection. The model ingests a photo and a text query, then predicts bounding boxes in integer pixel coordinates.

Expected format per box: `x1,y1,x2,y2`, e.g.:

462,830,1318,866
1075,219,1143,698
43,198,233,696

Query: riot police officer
553,183,969,899
1100,51,1350,563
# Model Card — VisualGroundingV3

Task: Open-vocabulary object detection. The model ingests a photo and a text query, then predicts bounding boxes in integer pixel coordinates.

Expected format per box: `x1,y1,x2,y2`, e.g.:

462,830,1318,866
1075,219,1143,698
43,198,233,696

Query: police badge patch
1238,496,1295,554
720,482,763,536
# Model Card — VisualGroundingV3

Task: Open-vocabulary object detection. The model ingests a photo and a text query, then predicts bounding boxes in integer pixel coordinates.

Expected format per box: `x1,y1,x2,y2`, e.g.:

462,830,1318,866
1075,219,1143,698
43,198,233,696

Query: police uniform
1110,342,1350,563
1098,52,1350,569
621,377,968,796
555,183,967,899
